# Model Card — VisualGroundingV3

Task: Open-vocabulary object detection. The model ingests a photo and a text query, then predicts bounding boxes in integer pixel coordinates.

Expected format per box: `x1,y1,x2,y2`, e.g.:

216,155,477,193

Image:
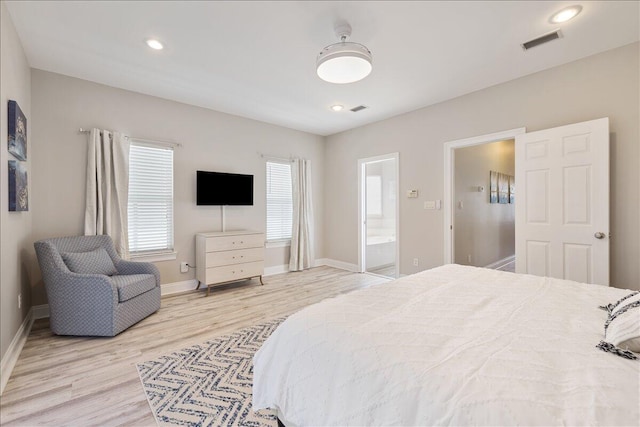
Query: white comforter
252,265,639,426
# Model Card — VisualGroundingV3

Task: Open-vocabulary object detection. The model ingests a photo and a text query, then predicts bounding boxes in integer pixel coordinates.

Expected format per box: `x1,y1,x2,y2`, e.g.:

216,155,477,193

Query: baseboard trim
484,255,516,270
264,264,289,277
32,304,50,319
1,307,34,396
315,258,360,273
161,279,199,296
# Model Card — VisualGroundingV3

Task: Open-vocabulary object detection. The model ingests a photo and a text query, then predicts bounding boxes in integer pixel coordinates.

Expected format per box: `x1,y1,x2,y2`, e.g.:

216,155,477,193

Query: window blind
128,143,174,254
266,161,292,241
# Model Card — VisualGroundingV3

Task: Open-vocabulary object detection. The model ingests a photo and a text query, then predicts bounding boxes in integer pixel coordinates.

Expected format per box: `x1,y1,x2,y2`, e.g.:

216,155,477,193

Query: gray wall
0,2,33,361
454,140,515,267
324,42,639,290
30,70,325,305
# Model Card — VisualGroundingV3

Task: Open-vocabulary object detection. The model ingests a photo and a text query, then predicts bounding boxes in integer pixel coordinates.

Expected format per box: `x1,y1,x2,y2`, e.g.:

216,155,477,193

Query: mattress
252,264,639,426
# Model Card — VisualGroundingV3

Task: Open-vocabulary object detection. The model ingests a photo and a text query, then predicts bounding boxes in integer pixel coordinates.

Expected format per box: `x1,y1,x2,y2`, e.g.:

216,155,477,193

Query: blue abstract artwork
8,160,28,211
8,100,27,161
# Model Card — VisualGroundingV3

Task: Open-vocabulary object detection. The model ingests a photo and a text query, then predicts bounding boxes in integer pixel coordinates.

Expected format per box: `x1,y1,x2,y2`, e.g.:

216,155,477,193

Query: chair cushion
61,247,118,276
110,274,157,302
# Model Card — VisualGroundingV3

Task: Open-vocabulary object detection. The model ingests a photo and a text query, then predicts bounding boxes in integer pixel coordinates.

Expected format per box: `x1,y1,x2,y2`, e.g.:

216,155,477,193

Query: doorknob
594,232,606,239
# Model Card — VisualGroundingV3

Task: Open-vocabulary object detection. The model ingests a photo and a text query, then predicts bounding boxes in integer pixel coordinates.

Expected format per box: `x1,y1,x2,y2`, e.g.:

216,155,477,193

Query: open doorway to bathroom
358,153,399,278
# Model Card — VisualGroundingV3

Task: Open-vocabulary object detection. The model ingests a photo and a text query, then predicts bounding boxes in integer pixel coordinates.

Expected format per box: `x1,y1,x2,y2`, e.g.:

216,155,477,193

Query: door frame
443,127,526,264
358,152,400,277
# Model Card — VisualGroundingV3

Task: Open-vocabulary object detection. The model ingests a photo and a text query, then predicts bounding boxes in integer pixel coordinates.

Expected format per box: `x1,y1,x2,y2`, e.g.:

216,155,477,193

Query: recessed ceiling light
550,5,582,24
330,104,344,112
146,39,164,50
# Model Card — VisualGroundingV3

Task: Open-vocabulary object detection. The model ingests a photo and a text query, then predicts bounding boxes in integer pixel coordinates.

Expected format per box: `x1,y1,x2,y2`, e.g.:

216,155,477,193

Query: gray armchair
34,235,161,336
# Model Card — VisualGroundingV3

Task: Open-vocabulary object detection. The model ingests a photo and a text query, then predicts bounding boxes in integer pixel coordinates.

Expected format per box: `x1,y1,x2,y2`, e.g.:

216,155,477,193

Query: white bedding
252,264,639,426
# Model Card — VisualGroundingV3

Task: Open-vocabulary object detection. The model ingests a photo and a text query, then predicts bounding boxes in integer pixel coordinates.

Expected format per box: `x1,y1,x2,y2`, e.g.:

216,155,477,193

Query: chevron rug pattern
137,318,284,426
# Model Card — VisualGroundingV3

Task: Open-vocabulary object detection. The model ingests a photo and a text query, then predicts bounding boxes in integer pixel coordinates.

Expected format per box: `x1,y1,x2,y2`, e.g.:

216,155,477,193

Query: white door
515,118,609,285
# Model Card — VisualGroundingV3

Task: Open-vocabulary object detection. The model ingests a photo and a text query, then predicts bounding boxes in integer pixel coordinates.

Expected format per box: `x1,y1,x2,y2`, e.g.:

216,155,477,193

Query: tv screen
197,171,254,206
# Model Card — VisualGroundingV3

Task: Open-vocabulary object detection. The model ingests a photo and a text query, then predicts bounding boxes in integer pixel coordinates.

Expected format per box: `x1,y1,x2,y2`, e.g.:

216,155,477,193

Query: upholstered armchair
34,235,161,337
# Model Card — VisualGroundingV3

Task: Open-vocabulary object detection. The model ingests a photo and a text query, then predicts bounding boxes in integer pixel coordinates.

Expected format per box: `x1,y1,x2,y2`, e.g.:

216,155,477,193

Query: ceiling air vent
350,105,368,112
521,30,562,51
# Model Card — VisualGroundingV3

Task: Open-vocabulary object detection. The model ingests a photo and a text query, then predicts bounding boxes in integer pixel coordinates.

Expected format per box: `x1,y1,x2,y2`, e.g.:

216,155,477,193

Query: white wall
0,2,33,360
454,140,515,267
324,42,639,290
30,70,324,305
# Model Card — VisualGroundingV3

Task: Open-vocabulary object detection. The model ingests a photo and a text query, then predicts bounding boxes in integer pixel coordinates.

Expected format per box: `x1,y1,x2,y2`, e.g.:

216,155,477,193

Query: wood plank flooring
0,267,389,426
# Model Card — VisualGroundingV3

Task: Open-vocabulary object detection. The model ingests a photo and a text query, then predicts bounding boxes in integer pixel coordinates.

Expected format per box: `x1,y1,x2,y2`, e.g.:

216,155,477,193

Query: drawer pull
240,241,244,244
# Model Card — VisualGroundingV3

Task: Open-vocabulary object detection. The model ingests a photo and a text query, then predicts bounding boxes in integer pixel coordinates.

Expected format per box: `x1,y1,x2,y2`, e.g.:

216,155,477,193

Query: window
128,143,174,258
266,161,292,242
366,175,383,216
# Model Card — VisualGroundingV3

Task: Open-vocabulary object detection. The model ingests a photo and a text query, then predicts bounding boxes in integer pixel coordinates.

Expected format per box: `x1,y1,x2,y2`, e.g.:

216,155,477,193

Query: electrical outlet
467,254,472,263
413,258,419,267
180,262,189,273
18,293,22,309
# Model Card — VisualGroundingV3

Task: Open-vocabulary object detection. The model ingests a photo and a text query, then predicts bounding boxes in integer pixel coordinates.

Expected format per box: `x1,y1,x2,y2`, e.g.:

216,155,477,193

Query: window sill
266,240,291,248
129,251,177,263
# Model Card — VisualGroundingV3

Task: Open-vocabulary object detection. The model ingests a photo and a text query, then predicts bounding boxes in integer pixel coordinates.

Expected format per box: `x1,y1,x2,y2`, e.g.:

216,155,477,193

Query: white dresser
195,230,265,295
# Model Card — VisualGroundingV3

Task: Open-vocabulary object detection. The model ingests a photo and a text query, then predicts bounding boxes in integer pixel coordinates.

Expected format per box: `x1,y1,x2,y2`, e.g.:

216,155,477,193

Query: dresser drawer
205,247,264,267
205,233,264,252
205,261,264,284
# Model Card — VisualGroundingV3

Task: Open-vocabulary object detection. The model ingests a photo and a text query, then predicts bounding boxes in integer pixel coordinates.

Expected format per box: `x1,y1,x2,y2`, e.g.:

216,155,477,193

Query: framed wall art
8,160,28,211
489,170,498,203
8,100,27,161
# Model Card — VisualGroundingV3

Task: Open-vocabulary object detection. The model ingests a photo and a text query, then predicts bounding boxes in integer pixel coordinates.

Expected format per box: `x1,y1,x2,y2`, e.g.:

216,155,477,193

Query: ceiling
5,1,639,136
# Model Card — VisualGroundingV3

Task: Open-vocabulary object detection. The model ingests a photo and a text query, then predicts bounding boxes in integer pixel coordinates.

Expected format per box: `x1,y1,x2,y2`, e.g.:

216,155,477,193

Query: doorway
358,153,399,278
453,140,516,269
443,128,526,265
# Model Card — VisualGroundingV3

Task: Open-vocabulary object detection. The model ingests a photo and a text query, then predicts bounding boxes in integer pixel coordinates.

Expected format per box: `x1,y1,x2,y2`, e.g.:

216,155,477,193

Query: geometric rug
136,318,285,426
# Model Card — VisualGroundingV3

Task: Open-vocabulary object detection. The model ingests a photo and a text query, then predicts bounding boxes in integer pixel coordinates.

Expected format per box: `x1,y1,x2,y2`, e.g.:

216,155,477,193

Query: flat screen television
197,170,254,206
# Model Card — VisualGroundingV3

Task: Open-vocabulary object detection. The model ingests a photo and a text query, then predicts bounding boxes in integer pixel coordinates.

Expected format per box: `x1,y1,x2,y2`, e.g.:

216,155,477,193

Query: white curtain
289,158,314,271
84,128,130,258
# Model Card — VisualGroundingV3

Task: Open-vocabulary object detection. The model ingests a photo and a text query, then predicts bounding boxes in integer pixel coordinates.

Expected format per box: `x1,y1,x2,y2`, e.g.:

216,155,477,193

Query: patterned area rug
137,318,284,426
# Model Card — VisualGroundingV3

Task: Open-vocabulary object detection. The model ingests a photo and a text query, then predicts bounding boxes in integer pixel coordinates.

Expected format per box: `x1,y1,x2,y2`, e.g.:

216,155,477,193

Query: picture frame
8,100,27,161
8,160,28,211
509,175,515,204
489,171,498,203
498,172,509,204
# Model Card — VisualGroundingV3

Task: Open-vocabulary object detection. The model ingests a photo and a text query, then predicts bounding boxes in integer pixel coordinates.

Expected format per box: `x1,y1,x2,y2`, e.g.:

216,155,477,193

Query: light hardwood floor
0,267,389,426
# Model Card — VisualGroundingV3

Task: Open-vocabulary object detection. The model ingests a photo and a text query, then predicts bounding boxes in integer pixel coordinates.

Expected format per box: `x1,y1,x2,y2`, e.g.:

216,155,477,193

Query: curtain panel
289,158,314,271
84,128,130,258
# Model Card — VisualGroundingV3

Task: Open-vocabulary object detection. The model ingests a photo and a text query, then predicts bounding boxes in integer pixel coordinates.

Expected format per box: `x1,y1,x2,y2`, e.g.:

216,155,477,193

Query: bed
252,264,639,426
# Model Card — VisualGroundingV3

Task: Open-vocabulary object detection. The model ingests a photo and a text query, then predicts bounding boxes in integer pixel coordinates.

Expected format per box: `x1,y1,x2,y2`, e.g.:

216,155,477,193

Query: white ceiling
5,1,639,136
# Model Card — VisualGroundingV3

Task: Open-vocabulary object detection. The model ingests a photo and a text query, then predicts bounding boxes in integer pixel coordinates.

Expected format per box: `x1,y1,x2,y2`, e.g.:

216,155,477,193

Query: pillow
61,247,118,276
597,292,640,360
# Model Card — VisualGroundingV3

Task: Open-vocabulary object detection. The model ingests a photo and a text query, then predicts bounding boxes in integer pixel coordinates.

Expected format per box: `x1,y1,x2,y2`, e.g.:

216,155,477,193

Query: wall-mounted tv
197,170,254,206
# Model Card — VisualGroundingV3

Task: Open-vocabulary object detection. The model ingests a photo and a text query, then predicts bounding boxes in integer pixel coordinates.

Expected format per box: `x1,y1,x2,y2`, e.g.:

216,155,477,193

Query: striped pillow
597,292,640,360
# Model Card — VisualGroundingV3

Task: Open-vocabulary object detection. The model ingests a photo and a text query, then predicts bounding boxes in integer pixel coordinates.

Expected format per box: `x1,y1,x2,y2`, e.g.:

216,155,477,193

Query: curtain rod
78,128,182,148
258,152,294,163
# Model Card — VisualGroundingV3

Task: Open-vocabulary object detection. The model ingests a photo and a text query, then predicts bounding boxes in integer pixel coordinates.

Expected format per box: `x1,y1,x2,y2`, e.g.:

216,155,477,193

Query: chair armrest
46,270,118,309
115,260,161,285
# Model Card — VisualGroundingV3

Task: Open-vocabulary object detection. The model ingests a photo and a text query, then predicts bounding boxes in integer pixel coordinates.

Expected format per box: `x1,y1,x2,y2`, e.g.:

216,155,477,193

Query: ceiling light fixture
146,39,164,50
316,22,372,84
550,5,582,24
330,104,344,111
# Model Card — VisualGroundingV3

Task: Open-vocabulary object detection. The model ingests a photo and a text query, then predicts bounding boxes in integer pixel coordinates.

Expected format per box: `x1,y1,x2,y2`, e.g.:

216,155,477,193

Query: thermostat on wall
407,189,418,198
